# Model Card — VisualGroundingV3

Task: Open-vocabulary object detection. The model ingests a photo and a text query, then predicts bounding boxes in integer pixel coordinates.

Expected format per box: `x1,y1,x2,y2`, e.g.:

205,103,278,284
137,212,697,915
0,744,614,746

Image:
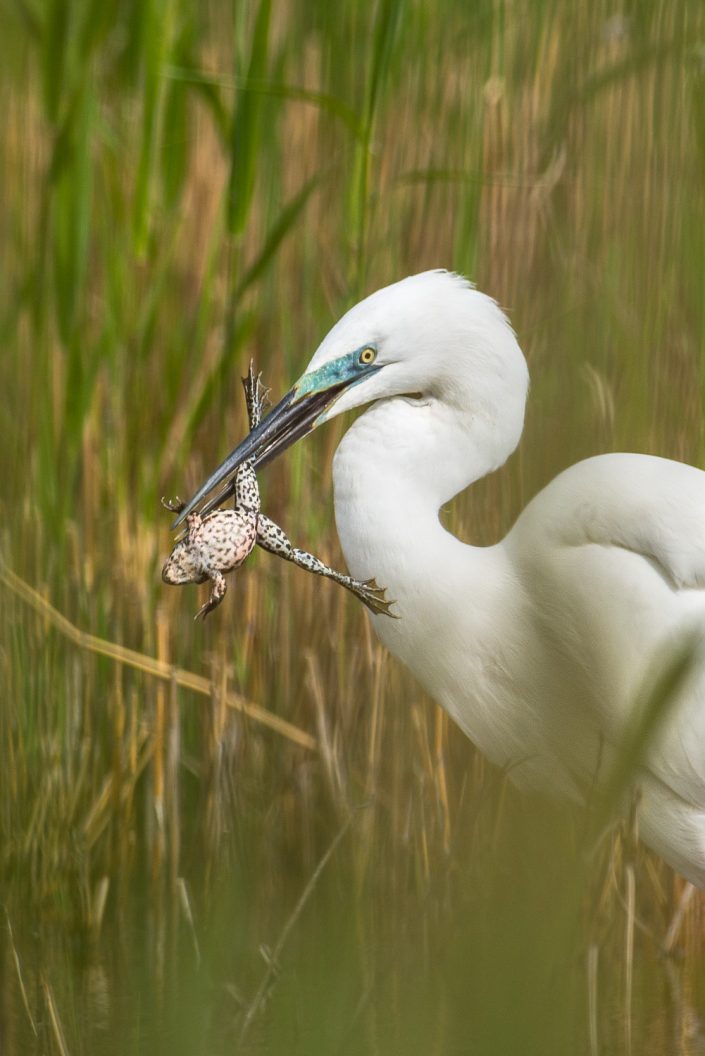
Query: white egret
175,270,705,888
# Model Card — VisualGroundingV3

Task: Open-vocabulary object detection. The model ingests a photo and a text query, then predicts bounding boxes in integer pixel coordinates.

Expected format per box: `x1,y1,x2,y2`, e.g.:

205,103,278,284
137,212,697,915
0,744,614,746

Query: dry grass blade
41,976,71,1056
664,882,696,954
81,730,152,848
590,637,698,838
90,876,110,937
238,811,356,1043
5,910,38,1037
624,863,636,1056
305,649,344,805
587,943,599,1056
0,560,317,752
177,877,201,967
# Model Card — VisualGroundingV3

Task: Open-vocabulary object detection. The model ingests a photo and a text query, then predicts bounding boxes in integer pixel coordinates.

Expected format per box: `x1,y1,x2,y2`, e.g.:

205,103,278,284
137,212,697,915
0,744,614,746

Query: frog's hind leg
242,361,270,430
195,571,228,621
256,514,397,617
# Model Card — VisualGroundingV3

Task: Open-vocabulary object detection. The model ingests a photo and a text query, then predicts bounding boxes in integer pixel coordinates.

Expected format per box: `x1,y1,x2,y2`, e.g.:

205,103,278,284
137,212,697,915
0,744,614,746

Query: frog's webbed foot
162,495,186,514
347,578,399,618
195,572,227,621
242,361,270,431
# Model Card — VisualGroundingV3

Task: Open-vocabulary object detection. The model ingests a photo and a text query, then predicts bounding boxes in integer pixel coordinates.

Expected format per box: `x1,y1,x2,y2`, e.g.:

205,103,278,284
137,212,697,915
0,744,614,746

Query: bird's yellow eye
360,346,376,365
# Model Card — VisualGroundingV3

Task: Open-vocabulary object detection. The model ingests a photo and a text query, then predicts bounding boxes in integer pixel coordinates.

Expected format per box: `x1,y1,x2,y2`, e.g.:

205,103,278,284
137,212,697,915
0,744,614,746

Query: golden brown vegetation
2,1,705,1052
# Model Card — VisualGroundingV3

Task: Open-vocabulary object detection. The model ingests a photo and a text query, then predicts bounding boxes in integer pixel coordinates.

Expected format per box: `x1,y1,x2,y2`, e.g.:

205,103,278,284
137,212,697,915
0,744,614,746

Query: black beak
171,381,348,529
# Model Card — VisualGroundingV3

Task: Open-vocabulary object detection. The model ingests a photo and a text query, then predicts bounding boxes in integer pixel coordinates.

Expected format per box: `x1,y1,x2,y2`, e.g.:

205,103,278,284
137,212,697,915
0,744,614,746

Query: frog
162,364,395,620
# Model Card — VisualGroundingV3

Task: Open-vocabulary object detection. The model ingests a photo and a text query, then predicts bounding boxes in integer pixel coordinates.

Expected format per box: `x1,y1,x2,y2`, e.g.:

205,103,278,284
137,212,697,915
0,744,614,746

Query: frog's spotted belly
161,504,259,620
194,510,257,572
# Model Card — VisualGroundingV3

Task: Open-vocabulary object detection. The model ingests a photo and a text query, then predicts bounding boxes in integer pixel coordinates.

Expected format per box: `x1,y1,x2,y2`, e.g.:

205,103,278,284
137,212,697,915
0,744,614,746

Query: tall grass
2,1,705,1052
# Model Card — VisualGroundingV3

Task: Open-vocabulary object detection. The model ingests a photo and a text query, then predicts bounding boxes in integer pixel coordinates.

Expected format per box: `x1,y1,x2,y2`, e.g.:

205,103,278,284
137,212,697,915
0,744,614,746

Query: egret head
172,270,528,527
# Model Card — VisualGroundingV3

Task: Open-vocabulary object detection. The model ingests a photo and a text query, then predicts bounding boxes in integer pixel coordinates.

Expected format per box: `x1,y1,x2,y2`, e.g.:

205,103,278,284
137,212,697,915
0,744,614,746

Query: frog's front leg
195,571,227,621
256,515,397,618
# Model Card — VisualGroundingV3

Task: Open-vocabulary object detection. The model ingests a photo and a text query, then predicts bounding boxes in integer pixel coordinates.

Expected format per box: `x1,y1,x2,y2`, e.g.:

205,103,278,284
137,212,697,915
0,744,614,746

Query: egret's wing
546,453,705,590
509,453,705,807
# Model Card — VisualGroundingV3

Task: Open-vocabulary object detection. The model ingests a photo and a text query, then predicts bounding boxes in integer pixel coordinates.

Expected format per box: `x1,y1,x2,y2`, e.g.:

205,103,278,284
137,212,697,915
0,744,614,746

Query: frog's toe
242,361,271,428
195,595,220,621
195,573,227,620
162,559,179,584
355,579,399,618
161,495,185,513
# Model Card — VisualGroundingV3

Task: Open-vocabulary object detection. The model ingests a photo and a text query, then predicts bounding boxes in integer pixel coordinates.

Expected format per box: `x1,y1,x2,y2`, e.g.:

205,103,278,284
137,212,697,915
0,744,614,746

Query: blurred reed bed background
2,0,705,1052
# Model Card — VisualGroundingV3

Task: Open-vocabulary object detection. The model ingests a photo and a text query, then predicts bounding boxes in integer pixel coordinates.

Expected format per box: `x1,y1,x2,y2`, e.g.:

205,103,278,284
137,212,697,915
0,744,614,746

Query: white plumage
305,271,705,886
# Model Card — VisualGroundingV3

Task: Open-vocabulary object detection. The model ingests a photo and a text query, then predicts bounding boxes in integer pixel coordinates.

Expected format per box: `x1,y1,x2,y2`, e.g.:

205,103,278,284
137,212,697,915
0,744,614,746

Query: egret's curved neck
332,390,524,586
332,383,530,768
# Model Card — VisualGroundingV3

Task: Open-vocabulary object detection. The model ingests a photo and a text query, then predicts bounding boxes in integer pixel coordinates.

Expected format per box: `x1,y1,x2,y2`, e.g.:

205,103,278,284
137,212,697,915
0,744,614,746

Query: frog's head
162,540,208,586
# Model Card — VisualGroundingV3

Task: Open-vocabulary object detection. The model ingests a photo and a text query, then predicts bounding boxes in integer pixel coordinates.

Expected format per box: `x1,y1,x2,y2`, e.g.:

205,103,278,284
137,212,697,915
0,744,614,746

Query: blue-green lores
294,347,382,399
